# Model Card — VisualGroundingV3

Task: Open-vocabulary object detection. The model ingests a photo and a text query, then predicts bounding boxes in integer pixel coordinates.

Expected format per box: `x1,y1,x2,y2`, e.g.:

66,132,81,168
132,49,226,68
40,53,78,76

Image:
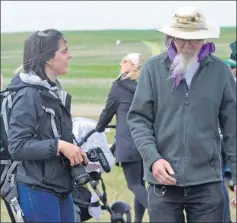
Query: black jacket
96,77,141,163
7,73,74,196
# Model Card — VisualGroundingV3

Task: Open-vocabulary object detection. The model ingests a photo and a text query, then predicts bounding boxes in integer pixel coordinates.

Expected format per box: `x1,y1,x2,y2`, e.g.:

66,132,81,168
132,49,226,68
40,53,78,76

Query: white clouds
1,1,236,33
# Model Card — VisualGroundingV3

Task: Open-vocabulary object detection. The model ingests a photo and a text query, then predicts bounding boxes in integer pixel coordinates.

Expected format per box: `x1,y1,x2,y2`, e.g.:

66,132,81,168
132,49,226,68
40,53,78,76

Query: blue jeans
17,183,75,223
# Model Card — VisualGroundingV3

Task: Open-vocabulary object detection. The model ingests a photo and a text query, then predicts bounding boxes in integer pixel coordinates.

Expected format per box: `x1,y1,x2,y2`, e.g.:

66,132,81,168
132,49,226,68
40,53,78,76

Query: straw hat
157,7,220,40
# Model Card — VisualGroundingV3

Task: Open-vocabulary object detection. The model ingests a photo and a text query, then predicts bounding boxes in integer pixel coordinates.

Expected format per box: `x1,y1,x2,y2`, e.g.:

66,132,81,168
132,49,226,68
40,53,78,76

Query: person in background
95,53,148,223
221,40,237,222
225,41,236,80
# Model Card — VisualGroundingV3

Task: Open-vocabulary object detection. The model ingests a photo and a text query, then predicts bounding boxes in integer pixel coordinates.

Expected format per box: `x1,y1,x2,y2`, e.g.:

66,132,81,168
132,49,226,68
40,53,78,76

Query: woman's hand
58,140,88,166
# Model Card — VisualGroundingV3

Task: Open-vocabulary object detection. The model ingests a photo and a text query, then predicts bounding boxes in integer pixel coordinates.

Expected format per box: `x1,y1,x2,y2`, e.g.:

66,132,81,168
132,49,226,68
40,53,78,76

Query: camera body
61,146,110,186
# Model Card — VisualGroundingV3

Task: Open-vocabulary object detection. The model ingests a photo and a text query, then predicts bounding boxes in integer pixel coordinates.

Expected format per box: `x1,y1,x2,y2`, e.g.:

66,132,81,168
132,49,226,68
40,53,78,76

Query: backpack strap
2,160,19,188
5,161,19,179
42,106,60,139
1,160,24,222
1,92,15,136
0,160,12,185
10,197,25,222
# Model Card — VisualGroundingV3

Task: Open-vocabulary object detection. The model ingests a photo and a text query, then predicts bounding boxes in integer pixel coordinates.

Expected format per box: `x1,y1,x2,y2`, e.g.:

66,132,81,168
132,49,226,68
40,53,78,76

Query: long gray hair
165,34,173,47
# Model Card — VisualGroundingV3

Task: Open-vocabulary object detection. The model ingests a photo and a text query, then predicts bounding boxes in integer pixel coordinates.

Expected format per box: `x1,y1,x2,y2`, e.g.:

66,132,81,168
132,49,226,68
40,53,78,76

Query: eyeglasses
122,59,131,64
174,38,203,46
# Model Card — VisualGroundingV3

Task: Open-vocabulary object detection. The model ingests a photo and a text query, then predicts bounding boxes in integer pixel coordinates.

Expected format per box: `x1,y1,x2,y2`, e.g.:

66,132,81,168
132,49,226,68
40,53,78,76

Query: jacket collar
19,72,70,109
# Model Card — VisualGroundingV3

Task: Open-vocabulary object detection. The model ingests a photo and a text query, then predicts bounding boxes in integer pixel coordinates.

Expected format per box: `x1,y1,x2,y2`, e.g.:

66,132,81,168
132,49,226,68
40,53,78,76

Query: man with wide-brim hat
127,6,236,222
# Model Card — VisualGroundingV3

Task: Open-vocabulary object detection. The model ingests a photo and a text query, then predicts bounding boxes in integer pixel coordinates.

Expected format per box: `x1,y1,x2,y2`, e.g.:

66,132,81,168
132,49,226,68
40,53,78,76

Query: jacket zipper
178,65,203,186
179,84,189,186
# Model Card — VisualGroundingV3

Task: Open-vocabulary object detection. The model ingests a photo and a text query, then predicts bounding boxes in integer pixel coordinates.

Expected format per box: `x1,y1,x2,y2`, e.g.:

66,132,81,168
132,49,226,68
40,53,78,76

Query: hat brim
224,59,236,67
157,20,220,40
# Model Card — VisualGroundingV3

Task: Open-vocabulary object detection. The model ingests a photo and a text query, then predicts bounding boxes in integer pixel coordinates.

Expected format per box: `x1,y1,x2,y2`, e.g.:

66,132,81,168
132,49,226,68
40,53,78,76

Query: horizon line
1,27,236,35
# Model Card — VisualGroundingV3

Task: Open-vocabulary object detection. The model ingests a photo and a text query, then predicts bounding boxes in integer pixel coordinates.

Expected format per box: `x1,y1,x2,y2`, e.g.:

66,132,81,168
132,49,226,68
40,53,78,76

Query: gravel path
71,103,104,117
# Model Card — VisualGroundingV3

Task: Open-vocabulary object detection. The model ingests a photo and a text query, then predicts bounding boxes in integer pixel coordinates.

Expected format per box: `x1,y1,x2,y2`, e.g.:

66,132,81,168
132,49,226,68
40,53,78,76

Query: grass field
1,28,236,222
1,28,236,104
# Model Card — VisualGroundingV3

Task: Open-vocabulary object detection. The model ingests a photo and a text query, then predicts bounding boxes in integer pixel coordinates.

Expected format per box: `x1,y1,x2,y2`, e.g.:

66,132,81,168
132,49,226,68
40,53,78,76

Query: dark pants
18,183,75,223
122,161,148,222
148,182,224,223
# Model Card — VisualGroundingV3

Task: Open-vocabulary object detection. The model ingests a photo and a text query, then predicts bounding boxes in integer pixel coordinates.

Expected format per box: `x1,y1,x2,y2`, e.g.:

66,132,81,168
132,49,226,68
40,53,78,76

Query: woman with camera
7,29,88,223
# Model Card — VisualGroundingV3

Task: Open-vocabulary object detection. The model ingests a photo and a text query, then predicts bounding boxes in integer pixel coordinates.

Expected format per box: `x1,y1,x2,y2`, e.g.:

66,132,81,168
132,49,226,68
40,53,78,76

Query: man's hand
152,159,176,185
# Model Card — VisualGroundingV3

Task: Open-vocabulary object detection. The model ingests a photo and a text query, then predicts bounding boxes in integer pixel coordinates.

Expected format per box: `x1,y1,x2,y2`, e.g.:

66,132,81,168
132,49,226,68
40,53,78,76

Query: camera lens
74,173,90,185
71,165,90,186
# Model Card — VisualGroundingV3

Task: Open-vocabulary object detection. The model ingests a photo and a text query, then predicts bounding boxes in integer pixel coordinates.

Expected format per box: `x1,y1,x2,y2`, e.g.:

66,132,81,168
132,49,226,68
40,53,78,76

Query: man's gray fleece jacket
127,52,236,187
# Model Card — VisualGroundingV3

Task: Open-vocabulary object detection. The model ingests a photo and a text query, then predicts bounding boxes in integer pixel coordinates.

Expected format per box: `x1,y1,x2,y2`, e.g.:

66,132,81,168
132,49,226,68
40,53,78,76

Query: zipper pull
185,92,189,105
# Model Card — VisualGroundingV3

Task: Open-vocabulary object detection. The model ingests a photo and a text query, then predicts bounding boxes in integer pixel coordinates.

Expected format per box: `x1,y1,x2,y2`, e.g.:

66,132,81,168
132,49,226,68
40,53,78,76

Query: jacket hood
7,72,69,106
7,72,60,92
118,78,137,94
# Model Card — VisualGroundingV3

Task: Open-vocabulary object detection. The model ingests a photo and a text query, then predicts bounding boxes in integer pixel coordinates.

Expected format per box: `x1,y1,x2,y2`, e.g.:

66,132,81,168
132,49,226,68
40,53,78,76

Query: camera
62,147,111,186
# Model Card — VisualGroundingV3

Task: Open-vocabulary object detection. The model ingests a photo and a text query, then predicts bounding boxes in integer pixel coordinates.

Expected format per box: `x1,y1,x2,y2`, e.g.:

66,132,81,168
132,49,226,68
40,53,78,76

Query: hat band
171,25,208,31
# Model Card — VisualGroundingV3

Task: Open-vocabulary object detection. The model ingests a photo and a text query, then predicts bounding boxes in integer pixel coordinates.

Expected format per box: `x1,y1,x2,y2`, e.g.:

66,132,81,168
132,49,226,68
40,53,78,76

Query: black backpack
0,84,74,222
0,85,60,222
0,86,44,188
0,88,25,222
0,89,18,188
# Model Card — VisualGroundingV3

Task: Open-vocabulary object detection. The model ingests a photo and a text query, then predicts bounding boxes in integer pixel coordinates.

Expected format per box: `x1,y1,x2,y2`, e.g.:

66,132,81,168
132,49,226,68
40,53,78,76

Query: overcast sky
1,1,236,33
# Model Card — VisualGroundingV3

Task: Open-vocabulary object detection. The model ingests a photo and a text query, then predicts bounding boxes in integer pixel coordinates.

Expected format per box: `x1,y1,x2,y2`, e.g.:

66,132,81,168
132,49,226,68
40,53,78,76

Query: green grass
1,28,236,104
68,85,111,104
1,28,236,79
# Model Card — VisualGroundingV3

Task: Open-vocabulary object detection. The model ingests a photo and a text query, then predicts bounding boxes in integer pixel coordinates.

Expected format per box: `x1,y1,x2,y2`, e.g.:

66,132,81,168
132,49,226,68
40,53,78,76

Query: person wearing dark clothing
7,29,88,223
225,41,236,80
95,53,148,222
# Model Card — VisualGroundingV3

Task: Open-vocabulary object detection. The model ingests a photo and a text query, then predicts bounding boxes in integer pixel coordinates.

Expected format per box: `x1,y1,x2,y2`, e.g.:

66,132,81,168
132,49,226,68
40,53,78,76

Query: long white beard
170,53,198,74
